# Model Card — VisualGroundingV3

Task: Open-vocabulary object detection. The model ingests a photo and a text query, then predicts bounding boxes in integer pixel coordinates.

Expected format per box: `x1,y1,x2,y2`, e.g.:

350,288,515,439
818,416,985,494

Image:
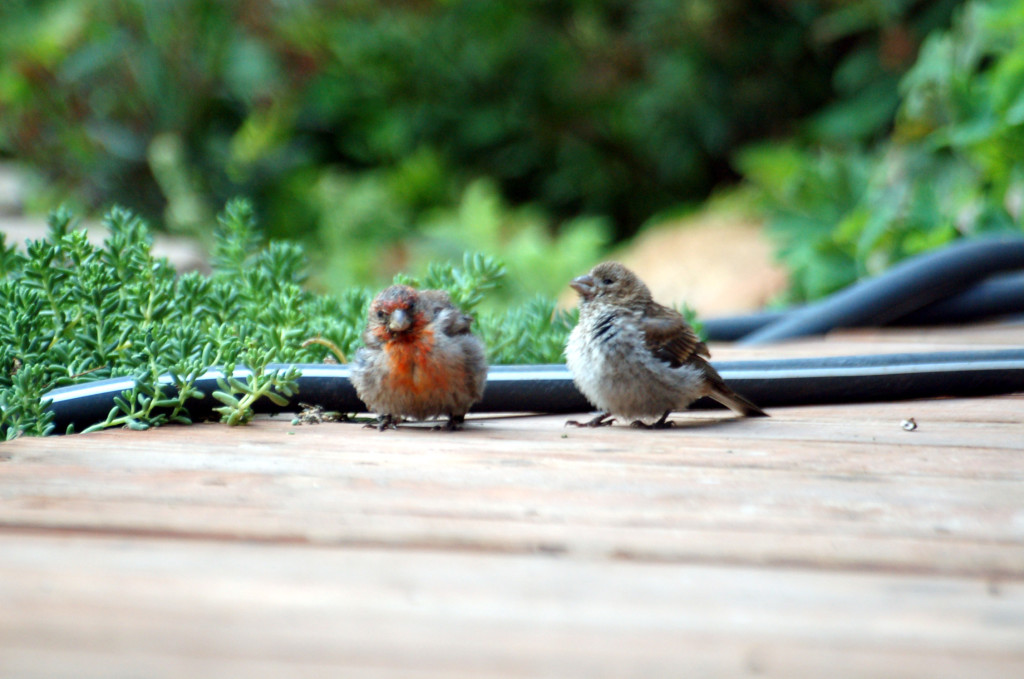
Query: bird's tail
710,387,769,418
700,358,769,417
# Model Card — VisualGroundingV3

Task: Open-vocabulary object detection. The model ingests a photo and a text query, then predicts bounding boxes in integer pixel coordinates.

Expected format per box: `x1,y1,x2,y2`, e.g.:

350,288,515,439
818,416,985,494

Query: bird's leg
630,411,674,429
435,414,465,431
364,414,398,431
565,412,615,428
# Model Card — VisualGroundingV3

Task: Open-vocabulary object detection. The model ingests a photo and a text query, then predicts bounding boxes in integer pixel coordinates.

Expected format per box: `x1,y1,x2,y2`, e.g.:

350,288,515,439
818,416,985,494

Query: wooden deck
2,325,1023,678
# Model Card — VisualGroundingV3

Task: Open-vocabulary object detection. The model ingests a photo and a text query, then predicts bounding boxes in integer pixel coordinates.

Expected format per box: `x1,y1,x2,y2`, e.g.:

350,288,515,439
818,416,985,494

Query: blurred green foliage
0,0,961,301
741,0,1024,303
312,175,610,302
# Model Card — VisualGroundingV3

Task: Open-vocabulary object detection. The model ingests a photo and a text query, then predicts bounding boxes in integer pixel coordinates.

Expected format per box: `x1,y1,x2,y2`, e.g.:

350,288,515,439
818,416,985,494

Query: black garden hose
892,271,1024,326
704,272,1024,341
731,236,1024,344
44,350,1024,433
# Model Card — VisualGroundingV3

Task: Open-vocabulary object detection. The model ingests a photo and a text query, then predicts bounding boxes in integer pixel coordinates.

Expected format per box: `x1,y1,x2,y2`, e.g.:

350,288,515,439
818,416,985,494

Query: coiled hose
718,236,1024,344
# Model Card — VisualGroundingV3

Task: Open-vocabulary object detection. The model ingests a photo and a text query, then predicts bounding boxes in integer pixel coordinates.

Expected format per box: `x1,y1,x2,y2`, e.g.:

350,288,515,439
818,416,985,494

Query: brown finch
565,262,767,428
351,285,487,430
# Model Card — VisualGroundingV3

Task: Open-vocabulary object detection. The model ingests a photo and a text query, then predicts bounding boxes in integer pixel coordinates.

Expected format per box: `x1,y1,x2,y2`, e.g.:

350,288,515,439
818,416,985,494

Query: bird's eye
602,277,614,286
376,309,386,320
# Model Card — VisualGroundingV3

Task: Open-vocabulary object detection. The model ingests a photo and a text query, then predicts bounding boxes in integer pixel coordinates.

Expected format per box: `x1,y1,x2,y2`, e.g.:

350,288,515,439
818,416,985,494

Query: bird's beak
388,308,412,333
570,274,596,300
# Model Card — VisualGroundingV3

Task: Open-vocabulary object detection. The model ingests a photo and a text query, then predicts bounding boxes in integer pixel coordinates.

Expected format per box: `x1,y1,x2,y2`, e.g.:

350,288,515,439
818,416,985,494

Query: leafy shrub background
740,0,1024,302
0,0,963,298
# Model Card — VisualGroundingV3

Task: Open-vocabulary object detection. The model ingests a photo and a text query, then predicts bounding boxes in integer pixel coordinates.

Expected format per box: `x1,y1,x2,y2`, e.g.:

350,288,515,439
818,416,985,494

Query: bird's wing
640,304,710,368
435,308,474,336
421,289,473,336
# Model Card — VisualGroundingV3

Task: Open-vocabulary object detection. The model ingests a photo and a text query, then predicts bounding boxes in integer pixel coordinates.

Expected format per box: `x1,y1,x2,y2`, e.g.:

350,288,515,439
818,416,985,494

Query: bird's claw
565,413,615,428
365,414,398,431
629,419,674,429
630,411,674,429
433,414,465,431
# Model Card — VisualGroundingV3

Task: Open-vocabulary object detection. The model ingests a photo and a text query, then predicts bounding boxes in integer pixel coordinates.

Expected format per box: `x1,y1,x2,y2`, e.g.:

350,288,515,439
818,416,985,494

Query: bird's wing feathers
417,289,474,337
437,309,474,336
640,304,710,368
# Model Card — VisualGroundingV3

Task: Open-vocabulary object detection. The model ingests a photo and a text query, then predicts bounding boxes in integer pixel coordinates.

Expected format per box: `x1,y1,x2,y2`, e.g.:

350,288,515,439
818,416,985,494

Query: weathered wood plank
2,397,1023,577
1,533,1021,679
2,324,1022,678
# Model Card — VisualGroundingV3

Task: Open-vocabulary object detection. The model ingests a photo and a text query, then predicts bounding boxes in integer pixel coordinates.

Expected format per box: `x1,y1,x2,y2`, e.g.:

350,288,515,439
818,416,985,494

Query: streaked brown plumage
565,262,766,427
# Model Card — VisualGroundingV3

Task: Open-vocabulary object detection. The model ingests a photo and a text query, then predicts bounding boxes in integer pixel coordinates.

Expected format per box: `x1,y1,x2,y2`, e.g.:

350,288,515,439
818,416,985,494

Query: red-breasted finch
351,285,487,430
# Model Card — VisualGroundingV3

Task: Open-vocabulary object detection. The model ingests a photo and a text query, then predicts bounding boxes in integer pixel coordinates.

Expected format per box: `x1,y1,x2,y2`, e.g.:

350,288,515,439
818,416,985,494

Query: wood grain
2,328,1023,677
2,534,1021,679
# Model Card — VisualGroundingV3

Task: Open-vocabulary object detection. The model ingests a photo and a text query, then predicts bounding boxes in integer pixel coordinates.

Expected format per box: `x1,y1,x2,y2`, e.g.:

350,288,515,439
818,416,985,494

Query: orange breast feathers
380,326,464,395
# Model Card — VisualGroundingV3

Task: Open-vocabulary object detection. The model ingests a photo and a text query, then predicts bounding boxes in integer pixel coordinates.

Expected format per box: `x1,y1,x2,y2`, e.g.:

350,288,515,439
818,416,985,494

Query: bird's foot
433,414,465,431
630,411,673,429
565,412,615,428
364,414,398,431
629,419,674,429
